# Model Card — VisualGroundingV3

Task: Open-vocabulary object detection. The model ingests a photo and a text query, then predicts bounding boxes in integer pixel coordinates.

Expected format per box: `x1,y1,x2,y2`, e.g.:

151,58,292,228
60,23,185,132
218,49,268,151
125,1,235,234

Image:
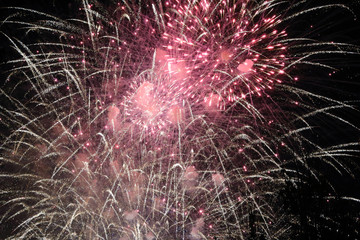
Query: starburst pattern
1,0,360,239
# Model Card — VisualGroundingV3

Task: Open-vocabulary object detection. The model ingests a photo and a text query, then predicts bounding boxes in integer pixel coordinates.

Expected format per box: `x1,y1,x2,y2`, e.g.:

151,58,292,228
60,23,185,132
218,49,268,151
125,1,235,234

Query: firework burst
1,0,360,239
158,0,289,104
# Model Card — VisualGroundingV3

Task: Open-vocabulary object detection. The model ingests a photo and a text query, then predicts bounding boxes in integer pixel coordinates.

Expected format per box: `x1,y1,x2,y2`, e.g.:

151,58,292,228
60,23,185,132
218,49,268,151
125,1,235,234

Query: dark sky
0,1,360,238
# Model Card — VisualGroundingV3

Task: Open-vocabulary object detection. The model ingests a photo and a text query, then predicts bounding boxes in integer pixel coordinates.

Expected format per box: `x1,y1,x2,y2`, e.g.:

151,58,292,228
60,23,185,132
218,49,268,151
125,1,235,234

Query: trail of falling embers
1,0,360,239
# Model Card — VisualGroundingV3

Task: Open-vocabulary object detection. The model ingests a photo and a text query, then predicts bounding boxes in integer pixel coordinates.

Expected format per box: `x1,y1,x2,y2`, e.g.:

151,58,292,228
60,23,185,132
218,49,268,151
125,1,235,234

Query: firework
1,0,360,239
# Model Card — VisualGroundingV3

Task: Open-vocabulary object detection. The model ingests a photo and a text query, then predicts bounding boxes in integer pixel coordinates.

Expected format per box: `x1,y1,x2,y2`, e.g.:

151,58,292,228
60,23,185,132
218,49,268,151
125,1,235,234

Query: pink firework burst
122,71,185,133
0,0,359,239
156,0,289,108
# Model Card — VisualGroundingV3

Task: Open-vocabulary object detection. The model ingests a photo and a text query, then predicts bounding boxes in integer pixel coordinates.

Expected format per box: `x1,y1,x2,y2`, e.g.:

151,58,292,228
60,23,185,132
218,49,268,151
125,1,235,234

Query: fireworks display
1,0,360,239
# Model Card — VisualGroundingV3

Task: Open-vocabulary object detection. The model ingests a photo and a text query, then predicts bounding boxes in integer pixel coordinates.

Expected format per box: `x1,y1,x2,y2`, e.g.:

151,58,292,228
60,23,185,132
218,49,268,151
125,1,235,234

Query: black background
1,0,360,239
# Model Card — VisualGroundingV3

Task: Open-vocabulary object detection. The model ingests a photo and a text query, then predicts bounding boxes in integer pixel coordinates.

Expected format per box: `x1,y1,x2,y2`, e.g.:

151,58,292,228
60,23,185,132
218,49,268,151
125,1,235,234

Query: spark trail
1,0,360,239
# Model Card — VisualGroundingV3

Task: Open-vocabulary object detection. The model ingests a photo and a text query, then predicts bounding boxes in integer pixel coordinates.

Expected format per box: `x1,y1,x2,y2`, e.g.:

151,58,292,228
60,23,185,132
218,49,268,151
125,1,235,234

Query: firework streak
1,0,359,239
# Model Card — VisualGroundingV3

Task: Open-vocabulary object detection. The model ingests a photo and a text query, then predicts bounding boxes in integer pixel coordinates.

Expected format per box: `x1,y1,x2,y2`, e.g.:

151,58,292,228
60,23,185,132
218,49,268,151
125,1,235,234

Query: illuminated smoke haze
1,0,360,239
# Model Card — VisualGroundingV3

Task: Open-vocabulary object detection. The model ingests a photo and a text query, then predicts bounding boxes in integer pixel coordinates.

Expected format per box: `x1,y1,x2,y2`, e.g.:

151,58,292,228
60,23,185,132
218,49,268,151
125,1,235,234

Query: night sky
1,0,360,239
